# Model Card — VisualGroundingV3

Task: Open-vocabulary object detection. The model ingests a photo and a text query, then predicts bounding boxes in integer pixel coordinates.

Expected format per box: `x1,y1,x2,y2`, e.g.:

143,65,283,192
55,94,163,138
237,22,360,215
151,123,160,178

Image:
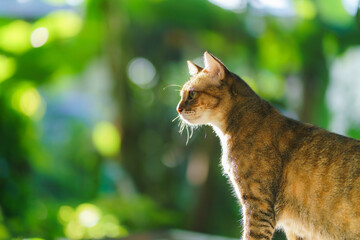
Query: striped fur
177,52,360,240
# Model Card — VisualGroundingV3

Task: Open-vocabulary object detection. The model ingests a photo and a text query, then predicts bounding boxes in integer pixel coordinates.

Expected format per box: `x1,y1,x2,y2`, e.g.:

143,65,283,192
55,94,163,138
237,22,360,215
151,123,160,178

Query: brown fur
177,52,360,240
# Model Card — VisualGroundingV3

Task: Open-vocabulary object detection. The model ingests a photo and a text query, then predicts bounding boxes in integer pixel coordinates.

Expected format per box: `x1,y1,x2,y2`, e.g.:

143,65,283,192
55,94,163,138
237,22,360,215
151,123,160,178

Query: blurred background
0,0,360,239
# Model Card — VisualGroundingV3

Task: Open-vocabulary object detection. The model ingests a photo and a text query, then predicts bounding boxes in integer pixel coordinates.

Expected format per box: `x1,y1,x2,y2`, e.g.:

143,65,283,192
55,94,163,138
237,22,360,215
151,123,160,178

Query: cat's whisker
178,120,185,134
175,118,194,145
174,52,360,239
172,115,180,122
163,84,182,91
172,113,195,145
178,119,183,129
185,124,190,145
189,126,194,139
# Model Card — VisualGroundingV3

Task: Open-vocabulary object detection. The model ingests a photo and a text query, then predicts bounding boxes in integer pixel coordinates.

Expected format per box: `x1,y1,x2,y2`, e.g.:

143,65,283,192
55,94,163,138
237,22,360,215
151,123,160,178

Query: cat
176,51,360,240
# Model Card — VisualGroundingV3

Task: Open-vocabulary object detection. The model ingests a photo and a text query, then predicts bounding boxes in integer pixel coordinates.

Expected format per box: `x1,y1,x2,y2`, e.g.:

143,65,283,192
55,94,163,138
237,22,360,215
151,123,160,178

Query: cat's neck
210,123,232,173
211,95,271,134
212,124,232,154
210,97,277,173
211,124,229,142
210,96,276,150
228,97,272,131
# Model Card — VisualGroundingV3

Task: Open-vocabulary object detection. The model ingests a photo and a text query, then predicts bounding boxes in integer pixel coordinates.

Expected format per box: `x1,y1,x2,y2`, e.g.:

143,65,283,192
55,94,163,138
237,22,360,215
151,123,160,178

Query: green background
0,0,359,239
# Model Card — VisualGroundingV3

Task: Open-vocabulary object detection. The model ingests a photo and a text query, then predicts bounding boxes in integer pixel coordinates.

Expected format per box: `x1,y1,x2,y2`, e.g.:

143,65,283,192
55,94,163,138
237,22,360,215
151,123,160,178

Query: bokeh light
58,203,128,239
34,10,83,40
1,0,360,239
30,27,49,48
77,203,101,228
19,88,42,117
0,20,32,54
58,206,75,224
101,214,127,237
294,0,317,19
65,220,85,239
127,57,157,88
342,0,359,15
11,85,46,120
92,121,121,157
186,152,209,186
0,55,16,83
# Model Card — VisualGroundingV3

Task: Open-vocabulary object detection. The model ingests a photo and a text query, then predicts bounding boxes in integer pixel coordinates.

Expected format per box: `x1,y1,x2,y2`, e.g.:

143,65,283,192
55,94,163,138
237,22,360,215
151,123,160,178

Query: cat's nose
177,107,183,114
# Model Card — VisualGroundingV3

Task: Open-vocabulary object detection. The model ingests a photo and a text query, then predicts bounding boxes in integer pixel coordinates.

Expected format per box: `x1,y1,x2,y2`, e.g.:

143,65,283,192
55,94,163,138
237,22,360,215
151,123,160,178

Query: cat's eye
187,91,197,100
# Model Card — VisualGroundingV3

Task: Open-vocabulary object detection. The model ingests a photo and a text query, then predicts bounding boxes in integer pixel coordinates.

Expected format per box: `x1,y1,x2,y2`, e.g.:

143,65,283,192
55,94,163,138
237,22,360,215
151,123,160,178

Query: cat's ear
187,61,202,76
203,51,226,80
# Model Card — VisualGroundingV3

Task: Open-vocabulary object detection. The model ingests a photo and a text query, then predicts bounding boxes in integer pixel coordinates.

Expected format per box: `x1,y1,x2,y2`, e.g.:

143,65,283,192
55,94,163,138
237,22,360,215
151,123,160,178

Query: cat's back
278,118,360,239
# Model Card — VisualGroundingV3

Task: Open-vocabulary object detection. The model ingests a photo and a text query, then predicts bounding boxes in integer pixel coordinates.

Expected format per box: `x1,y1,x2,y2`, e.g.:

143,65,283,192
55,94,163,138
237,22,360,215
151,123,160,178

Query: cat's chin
179,114,202,126
180,111,216,127
180,116,198,126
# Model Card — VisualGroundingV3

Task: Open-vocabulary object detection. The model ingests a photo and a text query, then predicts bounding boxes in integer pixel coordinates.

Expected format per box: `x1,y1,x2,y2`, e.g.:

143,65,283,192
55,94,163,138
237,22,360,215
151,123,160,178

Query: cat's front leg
241,203,276,240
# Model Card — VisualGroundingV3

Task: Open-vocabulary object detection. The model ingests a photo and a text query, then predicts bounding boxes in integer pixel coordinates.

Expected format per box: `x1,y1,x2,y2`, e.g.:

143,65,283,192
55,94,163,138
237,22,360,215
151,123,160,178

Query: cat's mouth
179,110,197,124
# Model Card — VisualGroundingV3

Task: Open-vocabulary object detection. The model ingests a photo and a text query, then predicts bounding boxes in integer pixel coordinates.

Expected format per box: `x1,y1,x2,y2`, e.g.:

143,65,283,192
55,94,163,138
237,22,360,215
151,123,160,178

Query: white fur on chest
212,125,244,201
211,125,231,173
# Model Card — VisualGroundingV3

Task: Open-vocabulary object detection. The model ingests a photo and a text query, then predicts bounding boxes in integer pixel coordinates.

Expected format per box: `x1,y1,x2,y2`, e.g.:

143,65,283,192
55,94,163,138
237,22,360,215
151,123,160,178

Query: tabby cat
176,51,360,240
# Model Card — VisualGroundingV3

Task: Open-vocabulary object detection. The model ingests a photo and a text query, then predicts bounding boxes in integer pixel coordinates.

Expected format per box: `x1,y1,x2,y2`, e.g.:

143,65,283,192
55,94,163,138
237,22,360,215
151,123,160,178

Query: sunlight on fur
175,51,360,240
165,83,195,145
174,115,194,145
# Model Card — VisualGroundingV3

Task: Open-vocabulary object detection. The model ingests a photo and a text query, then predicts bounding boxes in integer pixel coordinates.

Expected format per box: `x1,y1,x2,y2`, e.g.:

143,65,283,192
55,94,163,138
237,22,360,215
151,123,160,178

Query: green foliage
0,0,359,239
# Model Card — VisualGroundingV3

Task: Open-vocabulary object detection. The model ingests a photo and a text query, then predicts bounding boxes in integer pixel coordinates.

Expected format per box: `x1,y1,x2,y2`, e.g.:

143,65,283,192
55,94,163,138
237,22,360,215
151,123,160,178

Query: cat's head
177,51,242,130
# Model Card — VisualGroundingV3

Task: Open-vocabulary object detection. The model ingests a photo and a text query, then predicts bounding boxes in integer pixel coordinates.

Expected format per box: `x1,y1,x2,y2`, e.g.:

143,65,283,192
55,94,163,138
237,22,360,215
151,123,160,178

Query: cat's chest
218,134,233,175
219,138,251,200
218,135,257,178
214,127,251,175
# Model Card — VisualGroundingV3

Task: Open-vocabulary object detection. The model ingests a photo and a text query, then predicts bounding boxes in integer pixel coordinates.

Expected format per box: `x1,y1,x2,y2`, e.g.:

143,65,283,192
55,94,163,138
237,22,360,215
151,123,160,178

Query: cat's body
177,52,360,240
